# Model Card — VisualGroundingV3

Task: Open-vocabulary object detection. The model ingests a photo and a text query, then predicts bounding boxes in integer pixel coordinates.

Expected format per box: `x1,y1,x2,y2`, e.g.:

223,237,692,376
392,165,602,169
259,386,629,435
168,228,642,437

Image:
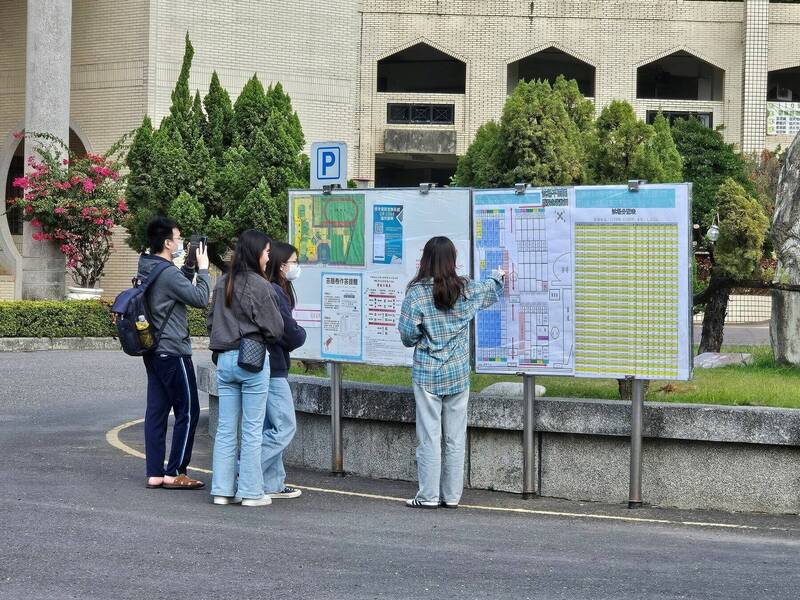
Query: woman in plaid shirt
399,236,505,509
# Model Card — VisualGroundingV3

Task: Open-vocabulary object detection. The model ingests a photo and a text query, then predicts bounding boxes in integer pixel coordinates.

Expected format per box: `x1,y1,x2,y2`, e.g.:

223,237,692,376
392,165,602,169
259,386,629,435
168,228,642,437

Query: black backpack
111,261,176,356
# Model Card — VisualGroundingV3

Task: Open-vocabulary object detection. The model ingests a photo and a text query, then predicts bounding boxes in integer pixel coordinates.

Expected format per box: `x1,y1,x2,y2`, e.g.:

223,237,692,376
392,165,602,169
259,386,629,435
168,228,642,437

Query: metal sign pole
329,361,345,477
522,374,537,499
628,378,646,508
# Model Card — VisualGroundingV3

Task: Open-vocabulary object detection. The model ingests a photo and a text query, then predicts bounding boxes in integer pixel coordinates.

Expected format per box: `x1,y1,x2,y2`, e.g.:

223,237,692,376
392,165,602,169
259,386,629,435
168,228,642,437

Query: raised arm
398,288,423,348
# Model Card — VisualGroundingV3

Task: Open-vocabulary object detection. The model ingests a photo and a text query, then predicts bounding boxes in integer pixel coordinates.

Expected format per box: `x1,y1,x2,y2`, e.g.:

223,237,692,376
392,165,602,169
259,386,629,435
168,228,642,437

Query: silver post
522,374,537,499
329,362,344,477
628,378,645,508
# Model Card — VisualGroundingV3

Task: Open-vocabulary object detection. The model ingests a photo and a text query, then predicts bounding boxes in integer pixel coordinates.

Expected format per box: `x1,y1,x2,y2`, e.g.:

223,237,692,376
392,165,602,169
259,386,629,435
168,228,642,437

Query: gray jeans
412,383,470,504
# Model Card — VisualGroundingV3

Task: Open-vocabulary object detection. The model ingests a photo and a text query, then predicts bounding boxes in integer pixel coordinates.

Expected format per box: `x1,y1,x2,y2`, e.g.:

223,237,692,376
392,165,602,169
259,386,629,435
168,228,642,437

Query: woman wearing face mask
262,241,307,499
208,230,284,507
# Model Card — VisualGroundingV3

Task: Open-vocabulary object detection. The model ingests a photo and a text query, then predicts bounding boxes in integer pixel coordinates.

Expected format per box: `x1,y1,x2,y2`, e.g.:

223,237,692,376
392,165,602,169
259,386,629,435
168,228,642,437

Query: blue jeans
262,377,297,493
413,383,470,505
211,350,269,499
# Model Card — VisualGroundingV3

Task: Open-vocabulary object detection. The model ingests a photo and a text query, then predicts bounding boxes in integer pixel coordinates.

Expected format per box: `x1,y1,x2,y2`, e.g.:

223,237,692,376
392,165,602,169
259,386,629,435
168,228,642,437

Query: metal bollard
522,374,537,499
329,362,345,477
628,378,645,508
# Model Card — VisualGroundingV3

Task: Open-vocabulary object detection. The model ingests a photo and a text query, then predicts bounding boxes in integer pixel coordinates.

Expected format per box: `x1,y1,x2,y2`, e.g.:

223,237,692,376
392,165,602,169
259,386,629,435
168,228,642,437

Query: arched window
637,51,724,101
377,43,466,94
507,47,595,96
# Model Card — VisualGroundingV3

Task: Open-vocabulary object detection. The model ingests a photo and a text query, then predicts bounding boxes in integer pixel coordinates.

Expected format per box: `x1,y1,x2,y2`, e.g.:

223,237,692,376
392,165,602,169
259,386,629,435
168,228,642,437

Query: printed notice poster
321,273,363,361
292,304,321,329
363,273,413,365
373,205,403,264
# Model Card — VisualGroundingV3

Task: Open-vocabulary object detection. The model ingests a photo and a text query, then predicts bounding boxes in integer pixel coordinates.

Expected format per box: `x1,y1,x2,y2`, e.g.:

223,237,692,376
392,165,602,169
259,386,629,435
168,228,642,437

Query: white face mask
170,245,185,260
285,264,301,281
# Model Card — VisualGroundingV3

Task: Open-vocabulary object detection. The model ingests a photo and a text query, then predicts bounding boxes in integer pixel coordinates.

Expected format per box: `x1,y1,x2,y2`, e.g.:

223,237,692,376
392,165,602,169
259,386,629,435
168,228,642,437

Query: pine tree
499,79,587,186
231,75,270,149
203,71,234,161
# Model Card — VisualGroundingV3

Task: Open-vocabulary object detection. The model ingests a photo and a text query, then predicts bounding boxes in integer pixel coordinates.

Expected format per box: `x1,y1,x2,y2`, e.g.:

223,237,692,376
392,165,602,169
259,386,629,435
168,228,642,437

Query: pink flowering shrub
11,131,129,288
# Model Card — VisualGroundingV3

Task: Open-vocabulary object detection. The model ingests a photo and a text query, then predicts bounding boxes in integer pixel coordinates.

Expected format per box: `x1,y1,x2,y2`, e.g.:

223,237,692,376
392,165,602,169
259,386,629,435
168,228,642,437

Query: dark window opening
377,43,466,94
374,153,457,188
507,47,595,96
646,110,713,128
637,51,724,101
387,103,455,125
768,67,800,102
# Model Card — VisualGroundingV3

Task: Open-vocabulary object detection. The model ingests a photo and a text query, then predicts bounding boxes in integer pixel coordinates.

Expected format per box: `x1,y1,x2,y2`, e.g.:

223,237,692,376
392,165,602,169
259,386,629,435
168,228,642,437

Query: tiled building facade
1,0,798,299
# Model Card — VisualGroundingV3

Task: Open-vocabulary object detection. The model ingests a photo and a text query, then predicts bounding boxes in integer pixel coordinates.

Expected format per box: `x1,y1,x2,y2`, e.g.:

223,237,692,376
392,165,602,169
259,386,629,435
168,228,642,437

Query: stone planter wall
196,366,800,514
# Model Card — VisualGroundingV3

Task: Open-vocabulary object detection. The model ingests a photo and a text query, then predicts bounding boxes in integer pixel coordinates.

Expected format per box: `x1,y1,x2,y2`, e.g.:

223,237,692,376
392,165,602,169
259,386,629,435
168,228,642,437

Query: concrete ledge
0,336,210,352
196,366,800,514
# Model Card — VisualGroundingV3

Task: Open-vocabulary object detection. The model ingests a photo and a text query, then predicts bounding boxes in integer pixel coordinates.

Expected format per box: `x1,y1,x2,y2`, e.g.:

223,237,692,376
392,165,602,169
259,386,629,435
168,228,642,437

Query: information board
473,184,693,381
289,188,471,365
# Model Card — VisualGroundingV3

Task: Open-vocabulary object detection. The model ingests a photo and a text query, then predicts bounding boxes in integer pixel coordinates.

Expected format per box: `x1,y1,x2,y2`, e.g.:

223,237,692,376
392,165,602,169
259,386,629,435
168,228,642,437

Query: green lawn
290,346,800,409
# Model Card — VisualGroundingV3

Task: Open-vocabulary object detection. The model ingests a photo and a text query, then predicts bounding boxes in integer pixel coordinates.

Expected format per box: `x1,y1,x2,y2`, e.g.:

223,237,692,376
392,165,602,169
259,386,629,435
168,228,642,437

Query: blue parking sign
311,141,348,189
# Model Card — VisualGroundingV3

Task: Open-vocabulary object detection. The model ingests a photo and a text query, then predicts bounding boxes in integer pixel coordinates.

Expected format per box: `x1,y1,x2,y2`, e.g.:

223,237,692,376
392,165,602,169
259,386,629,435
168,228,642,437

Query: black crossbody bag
236,276,267,373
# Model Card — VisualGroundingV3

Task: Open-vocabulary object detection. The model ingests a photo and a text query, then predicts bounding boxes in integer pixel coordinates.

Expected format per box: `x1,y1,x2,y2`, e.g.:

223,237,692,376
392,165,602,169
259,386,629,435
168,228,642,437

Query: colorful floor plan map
473,188,574,374
292,193,365,266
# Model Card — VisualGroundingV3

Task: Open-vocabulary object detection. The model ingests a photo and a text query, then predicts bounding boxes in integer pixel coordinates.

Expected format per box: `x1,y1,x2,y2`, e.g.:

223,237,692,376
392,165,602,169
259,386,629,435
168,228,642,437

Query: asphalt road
1,350,799,600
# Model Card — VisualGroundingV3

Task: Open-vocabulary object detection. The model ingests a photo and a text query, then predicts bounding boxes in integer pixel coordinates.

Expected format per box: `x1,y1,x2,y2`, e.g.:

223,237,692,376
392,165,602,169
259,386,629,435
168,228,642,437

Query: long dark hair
408,236,466,310
225,229,271,307
265,241,299,308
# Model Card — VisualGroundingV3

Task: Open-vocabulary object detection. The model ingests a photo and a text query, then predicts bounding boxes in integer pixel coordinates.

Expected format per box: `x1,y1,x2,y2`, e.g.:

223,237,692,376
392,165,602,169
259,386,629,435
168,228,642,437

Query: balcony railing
387,103,455,125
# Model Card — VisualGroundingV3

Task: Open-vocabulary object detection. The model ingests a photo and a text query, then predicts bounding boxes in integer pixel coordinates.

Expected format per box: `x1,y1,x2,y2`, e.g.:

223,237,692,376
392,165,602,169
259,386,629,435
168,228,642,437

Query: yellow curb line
106,414,797,533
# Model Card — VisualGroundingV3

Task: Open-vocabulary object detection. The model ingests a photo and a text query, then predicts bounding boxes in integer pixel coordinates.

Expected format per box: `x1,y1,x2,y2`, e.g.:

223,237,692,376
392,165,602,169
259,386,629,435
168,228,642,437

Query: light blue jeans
211,350,270,499
262,377,297,493
412,383,470,505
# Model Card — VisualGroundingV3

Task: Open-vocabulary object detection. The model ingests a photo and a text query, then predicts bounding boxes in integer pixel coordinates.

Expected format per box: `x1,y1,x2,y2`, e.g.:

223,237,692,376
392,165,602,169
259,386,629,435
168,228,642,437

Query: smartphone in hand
187,234,208,269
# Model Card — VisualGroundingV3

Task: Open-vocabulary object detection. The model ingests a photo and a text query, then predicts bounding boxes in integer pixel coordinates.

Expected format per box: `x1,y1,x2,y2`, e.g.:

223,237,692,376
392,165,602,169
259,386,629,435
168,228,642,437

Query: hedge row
0,300,208,338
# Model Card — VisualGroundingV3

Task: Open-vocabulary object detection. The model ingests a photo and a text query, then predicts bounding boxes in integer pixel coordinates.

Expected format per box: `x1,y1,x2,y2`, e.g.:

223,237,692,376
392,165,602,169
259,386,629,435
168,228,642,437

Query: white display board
288,188,472,365
473,184,693,381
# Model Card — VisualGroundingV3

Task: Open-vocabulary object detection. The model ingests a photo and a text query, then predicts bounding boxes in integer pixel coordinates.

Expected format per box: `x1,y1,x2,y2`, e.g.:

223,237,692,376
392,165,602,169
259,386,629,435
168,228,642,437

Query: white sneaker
241,494,272,507
405,497,439,509
212,495,242,505
267,486,302,499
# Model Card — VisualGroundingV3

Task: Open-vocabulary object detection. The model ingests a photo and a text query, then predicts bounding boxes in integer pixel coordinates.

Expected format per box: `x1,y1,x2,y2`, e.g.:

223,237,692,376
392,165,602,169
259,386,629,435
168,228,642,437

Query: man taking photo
139,216,211,490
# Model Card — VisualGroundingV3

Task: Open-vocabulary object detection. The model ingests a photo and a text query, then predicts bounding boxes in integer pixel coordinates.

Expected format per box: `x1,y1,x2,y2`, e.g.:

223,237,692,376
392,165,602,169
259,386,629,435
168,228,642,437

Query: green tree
123,37,307,268
203,71,234,161
697,179,769,353
671,117,751,228
455,78,589,187
649,113,683,182
124,115,156,251
453,121,505,187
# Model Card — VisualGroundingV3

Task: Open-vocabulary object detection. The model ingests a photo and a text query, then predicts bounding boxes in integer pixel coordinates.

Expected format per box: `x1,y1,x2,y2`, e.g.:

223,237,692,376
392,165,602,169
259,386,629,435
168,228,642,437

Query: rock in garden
479,381,547,397
693,352,753,369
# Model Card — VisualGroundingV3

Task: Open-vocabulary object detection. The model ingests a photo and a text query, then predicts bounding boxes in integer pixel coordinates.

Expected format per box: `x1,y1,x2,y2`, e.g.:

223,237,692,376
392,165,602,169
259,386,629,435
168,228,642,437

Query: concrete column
22,0,71,299
741,0,769,154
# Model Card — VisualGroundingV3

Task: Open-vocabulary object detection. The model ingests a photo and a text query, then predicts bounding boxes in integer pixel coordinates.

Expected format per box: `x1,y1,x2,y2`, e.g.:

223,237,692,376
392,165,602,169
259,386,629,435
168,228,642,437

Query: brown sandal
162,474,205,489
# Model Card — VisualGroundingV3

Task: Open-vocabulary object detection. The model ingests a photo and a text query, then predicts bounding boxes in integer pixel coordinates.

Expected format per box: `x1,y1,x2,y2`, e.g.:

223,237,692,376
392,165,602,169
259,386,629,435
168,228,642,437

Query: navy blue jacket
267,283,307,378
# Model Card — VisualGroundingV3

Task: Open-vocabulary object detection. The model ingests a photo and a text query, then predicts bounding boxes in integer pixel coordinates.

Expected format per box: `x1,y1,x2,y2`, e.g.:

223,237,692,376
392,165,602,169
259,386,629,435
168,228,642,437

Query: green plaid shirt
399,275,503,395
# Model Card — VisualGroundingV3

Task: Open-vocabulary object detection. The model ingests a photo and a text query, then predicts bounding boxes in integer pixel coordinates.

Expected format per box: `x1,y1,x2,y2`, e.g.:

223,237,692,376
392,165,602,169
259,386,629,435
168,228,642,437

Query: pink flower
90,165,113,177
32,231,45,241
12,131,24,140
54,207,67,215
118,199,128,212
30,218,41,228
104,219,114,227
81,207,91,218
24,205,33,214
12,176,28,188
62,159,70,165
110,171,119,181
94,217,104,225
70,176,82,185
82,179,96,193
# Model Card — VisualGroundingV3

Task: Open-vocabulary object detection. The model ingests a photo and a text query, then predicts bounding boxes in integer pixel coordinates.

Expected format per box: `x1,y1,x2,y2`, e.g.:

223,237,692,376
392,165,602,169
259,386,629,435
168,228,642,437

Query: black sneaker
267,486,302,499
405,498,439,509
